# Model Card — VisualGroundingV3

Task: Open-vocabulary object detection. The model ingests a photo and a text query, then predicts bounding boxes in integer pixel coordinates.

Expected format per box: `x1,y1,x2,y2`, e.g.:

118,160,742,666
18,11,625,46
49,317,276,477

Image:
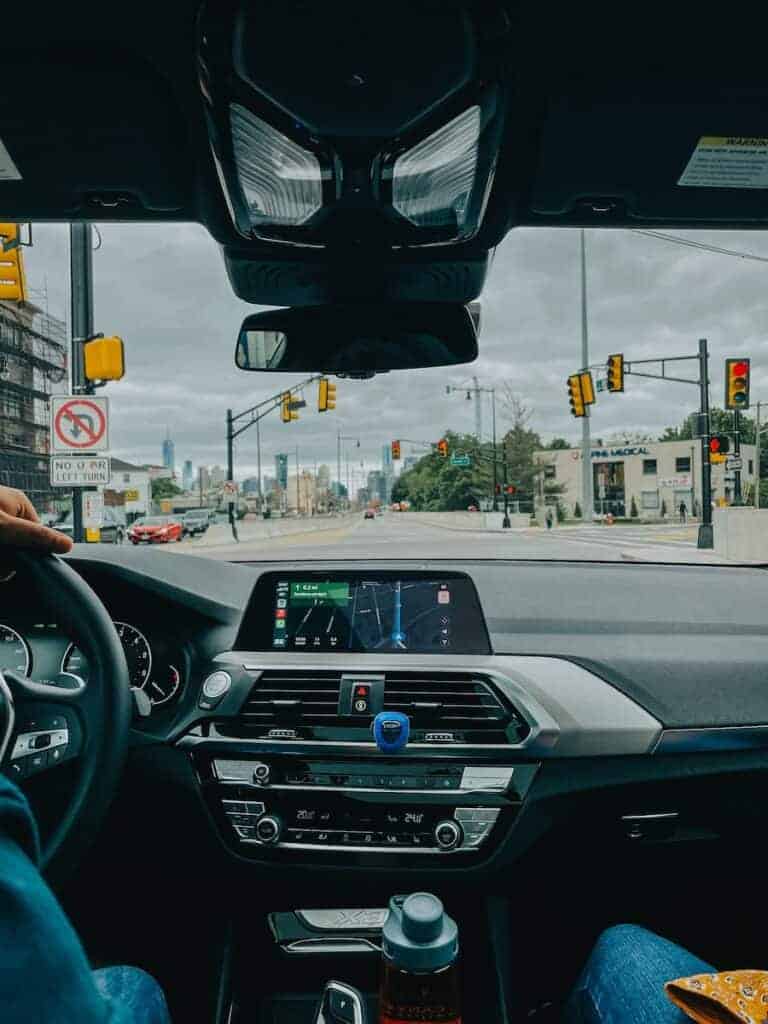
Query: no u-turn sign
51,397,109,453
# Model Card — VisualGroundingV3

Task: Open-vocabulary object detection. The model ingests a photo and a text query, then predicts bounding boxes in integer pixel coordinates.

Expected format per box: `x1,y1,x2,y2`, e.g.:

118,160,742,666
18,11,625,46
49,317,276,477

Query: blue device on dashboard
373,711,410,753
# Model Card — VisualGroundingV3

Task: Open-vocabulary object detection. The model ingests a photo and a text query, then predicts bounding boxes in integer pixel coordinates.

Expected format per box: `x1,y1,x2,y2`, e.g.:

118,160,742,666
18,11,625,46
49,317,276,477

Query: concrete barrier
184,513,357,549
713,507,768,561
408,512,532,532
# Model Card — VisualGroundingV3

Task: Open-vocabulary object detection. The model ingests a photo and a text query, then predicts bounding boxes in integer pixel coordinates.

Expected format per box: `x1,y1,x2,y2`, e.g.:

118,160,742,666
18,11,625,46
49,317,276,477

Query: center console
186,570,545,867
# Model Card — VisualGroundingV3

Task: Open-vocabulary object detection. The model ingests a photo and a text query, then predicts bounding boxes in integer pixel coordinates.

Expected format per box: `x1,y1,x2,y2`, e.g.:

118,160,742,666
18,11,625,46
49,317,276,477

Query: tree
659,408,756,445
606,430,654,445
546,437,570,450
630,495,639,518
151,477,182,500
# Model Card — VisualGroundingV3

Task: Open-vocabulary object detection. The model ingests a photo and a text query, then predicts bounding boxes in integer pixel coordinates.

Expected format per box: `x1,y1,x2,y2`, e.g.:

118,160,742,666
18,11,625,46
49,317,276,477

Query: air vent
225,669,528,746
238,670,343,737
383,672,527,745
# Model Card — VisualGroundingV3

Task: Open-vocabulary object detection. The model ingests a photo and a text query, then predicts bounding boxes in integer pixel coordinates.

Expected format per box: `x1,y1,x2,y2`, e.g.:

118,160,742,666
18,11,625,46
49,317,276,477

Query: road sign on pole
726,456,743,471
50,456,111,487
82,491,104,528
51,396,109,452
450,453,471,467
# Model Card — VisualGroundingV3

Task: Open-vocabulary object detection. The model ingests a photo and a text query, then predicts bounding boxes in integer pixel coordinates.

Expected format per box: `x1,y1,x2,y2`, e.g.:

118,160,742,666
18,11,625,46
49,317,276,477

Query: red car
128,516,183,545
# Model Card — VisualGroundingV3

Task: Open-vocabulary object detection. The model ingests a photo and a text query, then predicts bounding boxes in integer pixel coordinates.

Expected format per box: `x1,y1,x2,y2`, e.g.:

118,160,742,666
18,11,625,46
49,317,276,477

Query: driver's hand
0,487,72,554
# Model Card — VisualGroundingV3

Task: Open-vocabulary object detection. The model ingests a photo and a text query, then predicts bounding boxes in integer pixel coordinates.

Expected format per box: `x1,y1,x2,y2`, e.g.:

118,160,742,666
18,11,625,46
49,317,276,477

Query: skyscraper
162,430,175,475
182,459,193,491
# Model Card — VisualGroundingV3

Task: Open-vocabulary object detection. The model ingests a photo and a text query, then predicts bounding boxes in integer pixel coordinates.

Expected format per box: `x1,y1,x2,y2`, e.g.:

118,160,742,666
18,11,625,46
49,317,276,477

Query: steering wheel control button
199,670,232,710
434,820,463,851
255,815,282,844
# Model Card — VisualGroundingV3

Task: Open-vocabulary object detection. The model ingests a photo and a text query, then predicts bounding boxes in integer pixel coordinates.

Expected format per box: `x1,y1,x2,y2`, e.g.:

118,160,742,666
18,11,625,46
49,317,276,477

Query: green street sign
451,454,471,466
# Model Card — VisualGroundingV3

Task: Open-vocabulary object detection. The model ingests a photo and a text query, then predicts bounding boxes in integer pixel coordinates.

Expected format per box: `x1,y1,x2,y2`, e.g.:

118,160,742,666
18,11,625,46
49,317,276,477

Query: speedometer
62,621,152,689
0,625,30,676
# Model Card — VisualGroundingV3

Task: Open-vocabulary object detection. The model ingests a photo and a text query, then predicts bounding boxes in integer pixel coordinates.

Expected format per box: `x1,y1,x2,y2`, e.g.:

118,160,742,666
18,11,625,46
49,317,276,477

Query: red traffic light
709,435,730,454
733,360,749,376
709,437,721,453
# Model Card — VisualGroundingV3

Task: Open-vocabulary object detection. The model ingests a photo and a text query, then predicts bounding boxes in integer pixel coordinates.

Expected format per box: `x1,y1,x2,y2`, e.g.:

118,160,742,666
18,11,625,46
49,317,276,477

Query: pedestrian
679,500,687,524
545,507,554,530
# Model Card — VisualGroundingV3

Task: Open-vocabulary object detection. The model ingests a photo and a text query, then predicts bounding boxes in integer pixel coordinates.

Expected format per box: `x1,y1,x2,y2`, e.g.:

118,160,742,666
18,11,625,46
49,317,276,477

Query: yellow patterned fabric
666,971,768,1023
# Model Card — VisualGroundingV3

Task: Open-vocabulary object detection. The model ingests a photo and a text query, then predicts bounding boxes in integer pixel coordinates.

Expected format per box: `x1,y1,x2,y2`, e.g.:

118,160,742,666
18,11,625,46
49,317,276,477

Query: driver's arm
0,488,118,1021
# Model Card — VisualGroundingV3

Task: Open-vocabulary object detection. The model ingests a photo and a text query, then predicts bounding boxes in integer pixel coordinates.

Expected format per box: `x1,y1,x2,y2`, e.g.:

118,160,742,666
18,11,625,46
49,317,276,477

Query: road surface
163,514,728,563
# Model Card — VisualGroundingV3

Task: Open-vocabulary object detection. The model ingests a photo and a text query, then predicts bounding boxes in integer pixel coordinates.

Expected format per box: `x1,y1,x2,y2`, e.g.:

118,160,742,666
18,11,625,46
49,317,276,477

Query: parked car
54,506,127,543
182,509,210,536
127,515,183,545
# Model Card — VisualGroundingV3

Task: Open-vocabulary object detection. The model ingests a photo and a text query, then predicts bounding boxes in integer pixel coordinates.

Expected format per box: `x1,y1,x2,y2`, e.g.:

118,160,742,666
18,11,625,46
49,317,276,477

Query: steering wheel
0,551,132,885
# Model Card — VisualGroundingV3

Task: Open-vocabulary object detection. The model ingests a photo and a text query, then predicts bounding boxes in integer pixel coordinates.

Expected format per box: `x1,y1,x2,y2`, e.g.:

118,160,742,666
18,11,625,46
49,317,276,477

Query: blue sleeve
0,774,119,1024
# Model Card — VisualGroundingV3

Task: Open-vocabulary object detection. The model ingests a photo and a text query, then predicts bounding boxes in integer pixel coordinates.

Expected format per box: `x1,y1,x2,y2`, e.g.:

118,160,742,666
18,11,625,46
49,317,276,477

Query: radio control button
435,820,463,850
223,800,247,815
234,824,256,839
255,815,282,844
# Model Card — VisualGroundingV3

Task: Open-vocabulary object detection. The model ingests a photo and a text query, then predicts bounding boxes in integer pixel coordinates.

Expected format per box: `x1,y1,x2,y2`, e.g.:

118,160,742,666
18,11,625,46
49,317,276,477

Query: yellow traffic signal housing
437,438,449,457
606,353,624,392
391,440,401,460
318,377,337,412
725,358,750,410
281,391,299,423
0,224,26,302
84,336,125,382
580,371,596,406
568,375,585,417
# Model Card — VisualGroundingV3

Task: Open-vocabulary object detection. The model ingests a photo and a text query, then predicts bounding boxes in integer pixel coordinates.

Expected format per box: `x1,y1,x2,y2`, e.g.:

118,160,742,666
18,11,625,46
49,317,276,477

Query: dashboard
3,546,768,881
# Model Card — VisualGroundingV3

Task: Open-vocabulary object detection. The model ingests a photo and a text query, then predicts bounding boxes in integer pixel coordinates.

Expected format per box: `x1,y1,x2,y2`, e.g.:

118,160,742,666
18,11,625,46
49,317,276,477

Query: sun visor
530,87,768,225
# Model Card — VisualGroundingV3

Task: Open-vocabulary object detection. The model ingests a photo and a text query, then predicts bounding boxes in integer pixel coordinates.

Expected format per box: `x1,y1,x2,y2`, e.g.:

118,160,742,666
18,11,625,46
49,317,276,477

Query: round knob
252,762,271,785
255,815,282,845
434,820,462,851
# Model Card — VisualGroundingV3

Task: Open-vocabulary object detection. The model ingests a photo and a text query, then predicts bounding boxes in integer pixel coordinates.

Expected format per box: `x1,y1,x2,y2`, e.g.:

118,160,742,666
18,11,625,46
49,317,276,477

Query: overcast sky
24,223,768,489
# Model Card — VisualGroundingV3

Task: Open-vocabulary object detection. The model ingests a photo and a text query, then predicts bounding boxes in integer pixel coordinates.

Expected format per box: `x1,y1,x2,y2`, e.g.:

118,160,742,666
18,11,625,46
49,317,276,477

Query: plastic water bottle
379,893,461,1024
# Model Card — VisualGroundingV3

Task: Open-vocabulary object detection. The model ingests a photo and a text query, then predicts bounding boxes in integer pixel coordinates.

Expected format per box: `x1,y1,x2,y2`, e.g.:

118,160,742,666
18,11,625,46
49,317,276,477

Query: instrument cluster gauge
0,625,31,676
145,664,181,707
62,621,152,689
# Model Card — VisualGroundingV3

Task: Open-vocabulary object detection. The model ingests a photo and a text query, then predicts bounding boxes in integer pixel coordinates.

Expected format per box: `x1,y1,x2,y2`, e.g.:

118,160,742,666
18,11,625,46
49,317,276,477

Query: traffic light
580,371,596,406
318,377,337,412
281,391,299,423
84,336,125,382
725,358,750,410
709,435,730,456
437,438,449,458
0,224,26,302
568,375,585,417
391,440,401,460
606,353,624,393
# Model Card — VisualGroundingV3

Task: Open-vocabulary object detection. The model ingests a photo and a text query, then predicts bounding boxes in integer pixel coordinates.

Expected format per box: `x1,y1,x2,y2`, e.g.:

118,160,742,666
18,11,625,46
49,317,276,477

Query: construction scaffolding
0,299,68,510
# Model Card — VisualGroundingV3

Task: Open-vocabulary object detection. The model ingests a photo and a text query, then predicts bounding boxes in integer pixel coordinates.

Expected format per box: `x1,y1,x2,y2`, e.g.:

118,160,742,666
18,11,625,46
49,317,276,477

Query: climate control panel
199,755,537,859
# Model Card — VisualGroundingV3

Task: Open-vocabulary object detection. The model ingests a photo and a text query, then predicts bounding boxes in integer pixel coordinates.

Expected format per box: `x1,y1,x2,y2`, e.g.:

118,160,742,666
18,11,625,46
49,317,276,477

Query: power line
631,229,768,264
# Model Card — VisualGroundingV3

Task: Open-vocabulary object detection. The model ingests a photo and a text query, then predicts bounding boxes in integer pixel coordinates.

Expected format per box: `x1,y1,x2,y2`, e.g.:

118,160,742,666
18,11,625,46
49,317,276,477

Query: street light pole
580,229,594,523
69,223,95,543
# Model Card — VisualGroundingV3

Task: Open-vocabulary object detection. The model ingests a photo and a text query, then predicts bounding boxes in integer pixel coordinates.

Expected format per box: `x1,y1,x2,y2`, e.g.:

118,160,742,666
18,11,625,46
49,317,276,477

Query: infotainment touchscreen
236,572,491,654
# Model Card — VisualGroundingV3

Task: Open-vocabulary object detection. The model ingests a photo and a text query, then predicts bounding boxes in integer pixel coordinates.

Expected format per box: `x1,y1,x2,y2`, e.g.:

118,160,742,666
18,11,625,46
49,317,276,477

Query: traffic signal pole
697,339,714,548
733,409,741,503
69,223,95,544
580,230,594,523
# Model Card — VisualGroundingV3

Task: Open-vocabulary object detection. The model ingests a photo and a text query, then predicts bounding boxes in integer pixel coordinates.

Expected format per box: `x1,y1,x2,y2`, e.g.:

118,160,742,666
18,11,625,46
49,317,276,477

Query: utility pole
69,223,94,543
698,338,714,549
580,230,594,523
295,445,300,514
446,382,497,510
226,408,238,542
756,402,763,510
733,409,742,503
472,375,482,440
256,416,262,514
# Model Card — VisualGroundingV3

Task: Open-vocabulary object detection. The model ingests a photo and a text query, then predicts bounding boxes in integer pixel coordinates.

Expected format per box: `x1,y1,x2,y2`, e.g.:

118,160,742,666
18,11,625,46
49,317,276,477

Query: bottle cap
382,893,458,971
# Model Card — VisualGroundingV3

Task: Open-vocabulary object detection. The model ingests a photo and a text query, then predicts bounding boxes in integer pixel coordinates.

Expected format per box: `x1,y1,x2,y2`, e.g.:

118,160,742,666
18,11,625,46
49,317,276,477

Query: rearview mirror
234,303,478,376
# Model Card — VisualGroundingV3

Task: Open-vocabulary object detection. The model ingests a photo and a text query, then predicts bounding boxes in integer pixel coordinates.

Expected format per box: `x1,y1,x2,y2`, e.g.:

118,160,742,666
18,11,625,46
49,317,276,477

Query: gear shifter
313,981,368,1024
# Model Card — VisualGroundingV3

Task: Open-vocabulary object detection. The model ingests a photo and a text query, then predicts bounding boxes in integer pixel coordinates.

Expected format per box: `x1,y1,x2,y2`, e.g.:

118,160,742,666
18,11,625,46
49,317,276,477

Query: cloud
23,223,768,489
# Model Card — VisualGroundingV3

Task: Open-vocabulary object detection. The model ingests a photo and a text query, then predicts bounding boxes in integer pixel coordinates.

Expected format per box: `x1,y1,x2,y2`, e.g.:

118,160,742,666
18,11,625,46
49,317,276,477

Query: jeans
93,966,171,1024
564,925,715,1024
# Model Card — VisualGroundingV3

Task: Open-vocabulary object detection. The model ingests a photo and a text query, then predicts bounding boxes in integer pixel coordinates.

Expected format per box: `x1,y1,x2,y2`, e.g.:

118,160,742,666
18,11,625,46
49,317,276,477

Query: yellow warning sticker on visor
678,136,768,189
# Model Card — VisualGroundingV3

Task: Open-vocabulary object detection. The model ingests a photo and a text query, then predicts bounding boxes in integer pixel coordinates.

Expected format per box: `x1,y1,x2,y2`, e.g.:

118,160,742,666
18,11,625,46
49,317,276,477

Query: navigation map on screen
271,577,458,652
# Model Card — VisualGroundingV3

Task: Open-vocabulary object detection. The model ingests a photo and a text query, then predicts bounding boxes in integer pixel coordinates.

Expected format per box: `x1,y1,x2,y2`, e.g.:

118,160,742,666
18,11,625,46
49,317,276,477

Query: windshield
13,224,762,565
